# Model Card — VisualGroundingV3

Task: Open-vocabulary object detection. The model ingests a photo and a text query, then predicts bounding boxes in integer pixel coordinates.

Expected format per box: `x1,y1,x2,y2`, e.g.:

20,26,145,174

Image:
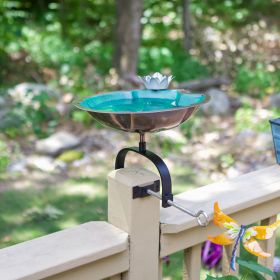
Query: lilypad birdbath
75,73,210,226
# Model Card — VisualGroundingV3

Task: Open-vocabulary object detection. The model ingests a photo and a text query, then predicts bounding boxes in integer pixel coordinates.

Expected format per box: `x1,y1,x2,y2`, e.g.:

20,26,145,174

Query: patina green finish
75,89,209,133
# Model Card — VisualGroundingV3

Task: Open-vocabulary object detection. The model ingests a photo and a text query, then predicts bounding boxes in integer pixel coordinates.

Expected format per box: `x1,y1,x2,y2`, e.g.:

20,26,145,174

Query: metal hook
147,189,209,227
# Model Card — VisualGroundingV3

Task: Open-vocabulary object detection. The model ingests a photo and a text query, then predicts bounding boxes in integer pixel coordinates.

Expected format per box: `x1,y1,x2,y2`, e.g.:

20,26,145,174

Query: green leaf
237,258,276,279
206,275,239,280
205,276,216,280
251,271,267,280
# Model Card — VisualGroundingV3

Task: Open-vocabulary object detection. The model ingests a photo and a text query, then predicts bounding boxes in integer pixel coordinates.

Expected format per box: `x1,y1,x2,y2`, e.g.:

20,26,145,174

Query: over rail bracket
114,134,209,226
115,145,173,208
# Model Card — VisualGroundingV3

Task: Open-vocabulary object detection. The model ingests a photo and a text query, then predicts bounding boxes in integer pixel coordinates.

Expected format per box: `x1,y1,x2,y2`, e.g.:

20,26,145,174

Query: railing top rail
161,165,280,234
0,221,128,280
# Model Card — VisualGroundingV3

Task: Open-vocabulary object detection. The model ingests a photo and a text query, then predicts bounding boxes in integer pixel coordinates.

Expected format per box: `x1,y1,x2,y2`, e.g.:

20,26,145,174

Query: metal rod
147,189,209,227
139,133,146,153
140,133,145,143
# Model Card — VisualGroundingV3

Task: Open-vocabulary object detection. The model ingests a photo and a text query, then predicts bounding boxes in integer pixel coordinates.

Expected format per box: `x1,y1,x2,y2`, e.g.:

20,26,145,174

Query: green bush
234,65,280,98
234,105,280,133
139,43,209,82
0,141,9,174
1,88,58,138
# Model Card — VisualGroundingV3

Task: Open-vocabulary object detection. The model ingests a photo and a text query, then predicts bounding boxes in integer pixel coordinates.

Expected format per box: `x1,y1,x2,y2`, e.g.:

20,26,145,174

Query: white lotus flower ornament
139,72,173,90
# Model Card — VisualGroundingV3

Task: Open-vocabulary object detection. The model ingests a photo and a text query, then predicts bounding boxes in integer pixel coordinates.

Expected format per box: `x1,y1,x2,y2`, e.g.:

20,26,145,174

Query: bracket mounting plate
132,180,160,199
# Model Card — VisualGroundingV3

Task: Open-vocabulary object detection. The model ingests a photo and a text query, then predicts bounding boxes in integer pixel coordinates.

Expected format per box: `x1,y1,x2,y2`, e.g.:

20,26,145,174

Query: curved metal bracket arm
115,147,173,208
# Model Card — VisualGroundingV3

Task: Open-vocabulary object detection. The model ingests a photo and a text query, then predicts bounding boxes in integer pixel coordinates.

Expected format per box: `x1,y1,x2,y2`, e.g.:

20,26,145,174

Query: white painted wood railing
160,164,280,279
1,165,280,280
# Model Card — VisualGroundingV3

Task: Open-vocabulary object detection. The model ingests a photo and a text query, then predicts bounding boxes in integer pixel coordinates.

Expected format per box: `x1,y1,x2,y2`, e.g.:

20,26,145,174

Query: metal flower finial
139,72,173,90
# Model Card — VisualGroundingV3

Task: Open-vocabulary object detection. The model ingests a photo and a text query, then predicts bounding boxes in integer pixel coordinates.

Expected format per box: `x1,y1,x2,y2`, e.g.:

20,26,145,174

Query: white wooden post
108,167,161,280
258,216,277,280
183,243,202,280
107,275,122,280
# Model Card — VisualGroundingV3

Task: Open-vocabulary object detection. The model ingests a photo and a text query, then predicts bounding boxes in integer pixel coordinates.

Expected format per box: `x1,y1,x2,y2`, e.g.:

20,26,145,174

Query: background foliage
0,1,280,279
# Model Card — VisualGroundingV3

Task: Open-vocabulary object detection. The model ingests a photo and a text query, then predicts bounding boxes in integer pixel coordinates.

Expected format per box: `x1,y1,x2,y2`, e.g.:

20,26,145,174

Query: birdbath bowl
75,89,209,133
75,88,210,227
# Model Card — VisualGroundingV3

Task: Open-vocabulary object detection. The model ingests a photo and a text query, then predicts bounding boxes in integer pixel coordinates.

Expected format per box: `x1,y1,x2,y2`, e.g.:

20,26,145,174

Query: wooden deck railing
160,164,280,279
0,221,128,280
1,165,280,280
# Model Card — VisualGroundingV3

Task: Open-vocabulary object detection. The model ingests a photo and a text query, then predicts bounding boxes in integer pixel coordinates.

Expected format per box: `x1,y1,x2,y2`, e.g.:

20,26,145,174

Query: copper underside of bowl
75,90,209,133
87,106,197,133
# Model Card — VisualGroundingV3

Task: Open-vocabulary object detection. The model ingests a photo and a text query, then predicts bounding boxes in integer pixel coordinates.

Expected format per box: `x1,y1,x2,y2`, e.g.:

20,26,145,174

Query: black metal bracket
114,135,210,226
132,180,160,199
115,144,173,208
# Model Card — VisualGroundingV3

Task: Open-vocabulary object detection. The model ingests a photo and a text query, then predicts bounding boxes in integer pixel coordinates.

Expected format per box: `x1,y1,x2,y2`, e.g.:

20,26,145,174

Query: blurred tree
0,0,279,93
182,0,191,51
114,0,144,82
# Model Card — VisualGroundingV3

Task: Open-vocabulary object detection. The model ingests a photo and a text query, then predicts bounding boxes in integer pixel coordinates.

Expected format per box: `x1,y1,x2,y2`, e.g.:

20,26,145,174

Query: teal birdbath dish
75,73,210,226
75,89,208,133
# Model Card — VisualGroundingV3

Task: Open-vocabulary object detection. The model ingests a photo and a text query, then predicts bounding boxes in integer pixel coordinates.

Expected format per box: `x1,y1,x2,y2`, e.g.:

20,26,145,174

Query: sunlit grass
0,176,108,248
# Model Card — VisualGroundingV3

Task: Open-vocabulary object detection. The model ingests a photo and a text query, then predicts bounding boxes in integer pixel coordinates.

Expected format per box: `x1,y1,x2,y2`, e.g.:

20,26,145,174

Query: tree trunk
114,0,143,81
182,0,191,51
59,0,67,38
